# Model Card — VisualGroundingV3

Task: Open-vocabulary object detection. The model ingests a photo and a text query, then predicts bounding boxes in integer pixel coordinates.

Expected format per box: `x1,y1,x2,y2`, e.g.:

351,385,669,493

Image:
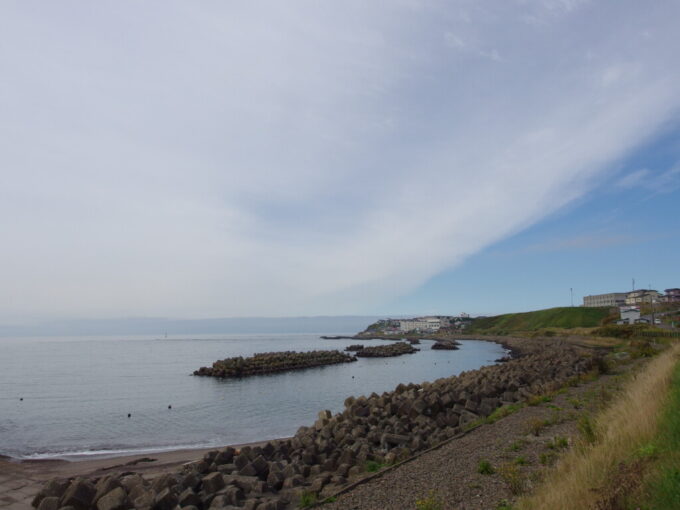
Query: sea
0,333,507,460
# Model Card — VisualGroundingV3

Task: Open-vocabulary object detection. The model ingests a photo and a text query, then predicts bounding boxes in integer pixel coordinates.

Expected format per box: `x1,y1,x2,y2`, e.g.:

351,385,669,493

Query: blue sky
1,1,679,323
388,127,680,316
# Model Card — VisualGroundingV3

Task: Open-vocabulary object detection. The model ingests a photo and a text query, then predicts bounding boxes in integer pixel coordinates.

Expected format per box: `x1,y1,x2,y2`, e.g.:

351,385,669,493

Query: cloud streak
1,1,680,321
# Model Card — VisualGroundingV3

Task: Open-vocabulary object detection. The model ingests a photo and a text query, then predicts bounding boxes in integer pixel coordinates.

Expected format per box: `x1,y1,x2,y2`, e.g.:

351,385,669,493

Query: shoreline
2,337,516,470
6,335,600,510
2,335,533,509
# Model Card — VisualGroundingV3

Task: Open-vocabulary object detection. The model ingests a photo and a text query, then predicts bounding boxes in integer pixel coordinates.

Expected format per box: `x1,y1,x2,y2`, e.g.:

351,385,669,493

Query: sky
1,1,679,325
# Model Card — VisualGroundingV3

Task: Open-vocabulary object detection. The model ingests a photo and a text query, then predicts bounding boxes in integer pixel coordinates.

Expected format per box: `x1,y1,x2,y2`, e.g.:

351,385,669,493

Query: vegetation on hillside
518,343,680,510
468,307,612,334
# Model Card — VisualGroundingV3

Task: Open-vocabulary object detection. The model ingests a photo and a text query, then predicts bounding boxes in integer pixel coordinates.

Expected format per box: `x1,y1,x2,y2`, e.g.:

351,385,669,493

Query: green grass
415,490,443,510
632,359,680,509
365,460,387,472
477,459,495,474
299,490,318,508
546,436,569,450
527,394,552,406
508,439,527,452
468,307,610,334
486,403,523,423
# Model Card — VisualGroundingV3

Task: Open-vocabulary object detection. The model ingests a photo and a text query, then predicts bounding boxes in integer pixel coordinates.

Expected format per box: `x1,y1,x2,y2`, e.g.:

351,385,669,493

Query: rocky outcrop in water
345,345,364,352
355,342,418,358
193,350,357,378
33,343,598,510
431,340,460,350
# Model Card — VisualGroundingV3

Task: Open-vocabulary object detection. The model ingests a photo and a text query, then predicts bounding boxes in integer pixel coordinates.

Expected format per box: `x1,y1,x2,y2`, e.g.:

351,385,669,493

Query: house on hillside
625,290,661,305
663,288,680,303
617,306,641,325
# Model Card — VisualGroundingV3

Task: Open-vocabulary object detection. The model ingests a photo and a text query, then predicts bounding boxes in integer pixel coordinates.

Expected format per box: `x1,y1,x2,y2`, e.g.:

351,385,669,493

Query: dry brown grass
517,343,680,510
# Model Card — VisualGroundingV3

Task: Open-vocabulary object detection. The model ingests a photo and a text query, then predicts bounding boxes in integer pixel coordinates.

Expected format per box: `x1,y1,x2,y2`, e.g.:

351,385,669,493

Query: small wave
15,441,222,461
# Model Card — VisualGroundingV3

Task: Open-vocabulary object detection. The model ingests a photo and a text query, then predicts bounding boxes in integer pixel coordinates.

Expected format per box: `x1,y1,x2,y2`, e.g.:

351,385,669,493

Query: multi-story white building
583,293,627,307
399,317,441,332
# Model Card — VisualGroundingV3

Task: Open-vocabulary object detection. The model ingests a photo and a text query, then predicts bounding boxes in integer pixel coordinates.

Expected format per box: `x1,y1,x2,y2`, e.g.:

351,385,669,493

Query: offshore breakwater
32,340,597,510
193,351,357,378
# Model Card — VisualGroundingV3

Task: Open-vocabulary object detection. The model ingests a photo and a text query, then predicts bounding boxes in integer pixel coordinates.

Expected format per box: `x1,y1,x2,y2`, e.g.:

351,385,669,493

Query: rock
153,488,178,510
250,455,269,479
243,499,262,510
208,495,230,509
133,491,154,510
233,454,249,470
214,447,235,465
223,486,244,505
431,340,459,350
217,463,236,474
96,487,128,510
151,473,177,494
412,399,428,415
266,470,285,491
238,462,258,477
93,477,121,504
202,472,225,494
178,488,202,508
182,472,202,491
381,433,410,449
33,479,71,508
60,479,96,510
282,474,304,489
37,497,60,510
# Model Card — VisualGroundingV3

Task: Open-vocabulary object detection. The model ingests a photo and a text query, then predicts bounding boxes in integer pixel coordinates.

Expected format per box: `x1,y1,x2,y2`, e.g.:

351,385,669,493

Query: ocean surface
0,334,507,459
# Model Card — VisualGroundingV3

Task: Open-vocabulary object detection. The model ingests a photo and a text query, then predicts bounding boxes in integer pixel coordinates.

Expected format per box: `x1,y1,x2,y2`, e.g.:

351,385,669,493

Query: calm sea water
0,334,506,459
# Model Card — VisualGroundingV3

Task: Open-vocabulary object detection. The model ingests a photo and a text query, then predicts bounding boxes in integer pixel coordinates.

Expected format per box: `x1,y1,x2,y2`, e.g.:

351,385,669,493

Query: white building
399,317,441,332
583,293,627,307
617,306,640,325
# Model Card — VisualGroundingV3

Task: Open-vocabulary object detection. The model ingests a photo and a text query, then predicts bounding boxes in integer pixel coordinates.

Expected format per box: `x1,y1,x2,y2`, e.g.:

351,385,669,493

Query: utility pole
570,288,574,307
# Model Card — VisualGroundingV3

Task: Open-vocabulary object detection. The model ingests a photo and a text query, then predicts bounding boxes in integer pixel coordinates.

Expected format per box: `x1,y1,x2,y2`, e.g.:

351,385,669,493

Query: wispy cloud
617,165,680,193
1,1,680,320
521,234,637,254
617,169,651,189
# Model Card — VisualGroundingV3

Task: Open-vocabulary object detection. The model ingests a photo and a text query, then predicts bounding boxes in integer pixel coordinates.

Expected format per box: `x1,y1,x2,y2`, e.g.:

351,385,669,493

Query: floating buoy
352,376,355,379
168,405,172,409
127,413,131,418
19,397,23,401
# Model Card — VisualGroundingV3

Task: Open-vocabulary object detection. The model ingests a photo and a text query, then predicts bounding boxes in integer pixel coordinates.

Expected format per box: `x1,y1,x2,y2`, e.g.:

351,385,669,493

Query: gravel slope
322,371,623,510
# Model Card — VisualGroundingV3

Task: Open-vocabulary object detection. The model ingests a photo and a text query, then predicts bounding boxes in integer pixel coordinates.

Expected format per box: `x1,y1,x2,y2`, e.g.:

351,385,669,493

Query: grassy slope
468,307,611,333
632,358,680,509
518,343,680,510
